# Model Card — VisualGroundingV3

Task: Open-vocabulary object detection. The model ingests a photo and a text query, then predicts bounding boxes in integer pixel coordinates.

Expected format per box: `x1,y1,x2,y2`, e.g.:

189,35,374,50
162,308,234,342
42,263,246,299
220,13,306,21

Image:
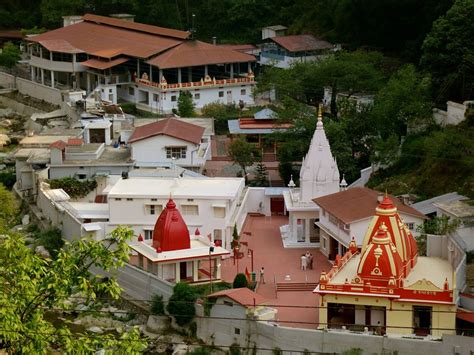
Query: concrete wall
197,314,472,355
0,71,15,89
0,95,45,116
49,164,132,180
433,100,473,126
234,188,271,233
16,77,63,106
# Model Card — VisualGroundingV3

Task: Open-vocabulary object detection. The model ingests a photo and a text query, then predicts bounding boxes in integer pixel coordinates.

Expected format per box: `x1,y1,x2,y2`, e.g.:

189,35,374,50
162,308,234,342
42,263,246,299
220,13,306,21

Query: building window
234,328,241,335
241,89,246,95
153,93,159,101
126,198,133,201
322,237,327,249
166,147,187,159
187,198,194,202
144,230,153,240
223,300,233,307
218,91,224,98
406,222,414,230
213,207,226,218
77,174,87,180
128,87,134,96
115,198,122,201
148,204,163,215
151,198,158,201
171,95,177,102
194,93,200,100
181,204,199,215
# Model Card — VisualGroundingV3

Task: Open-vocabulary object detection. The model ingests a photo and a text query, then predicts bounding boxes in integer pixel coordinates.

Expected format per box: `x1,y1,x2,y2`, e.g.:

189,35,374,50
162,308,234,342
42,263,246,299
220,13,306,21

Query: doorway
179,262,187,280
413,306,432,336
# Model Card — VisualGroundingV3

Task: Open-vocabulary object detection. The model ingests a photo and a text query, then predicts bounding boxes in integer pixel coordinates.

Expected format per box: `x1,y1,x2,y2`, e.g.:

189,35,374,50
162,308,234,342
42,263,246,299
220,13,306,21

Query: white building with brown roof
313,187,426,260
260,33,337,69
26,14,257,113
128,118,211,171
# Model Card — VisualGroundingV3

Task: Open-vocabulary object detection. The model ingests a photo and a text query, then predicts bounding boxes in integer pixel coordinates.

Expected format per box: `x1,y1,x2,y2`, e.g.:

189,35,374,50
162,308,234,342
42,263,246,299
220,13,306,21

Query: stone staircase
276,282,318,292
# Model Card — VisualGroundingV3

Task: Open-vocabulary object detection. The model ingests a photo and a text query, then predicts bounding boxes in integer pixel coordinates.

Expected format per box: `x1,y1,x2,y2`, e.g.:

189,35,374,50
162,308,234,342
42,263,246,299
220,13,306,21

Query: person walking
301,254,307,270
259,267,265,284
308,253,314,269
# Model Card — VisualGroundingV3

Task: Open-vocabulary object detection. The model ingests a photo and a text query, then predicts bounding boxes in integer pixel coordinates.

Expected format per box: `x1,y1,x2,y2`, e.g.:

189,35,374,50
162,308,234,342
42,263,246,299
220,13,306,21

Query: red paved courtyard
220,215,332,329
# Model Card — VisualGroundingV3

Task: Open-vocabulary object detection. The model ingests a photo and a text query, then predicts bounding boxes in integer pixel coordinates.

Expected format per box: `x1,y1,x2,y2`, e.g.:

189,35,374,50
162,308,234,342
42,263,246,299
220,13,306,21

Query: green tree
232,273,248,289
151,294,165,315
177,91,195,117
0,42,20,69
372,64,433,139
228,137,259,183
37,227,64,259
0,183,18,228
167,282,197,327
0,226,147,353
420,0,474,103
251,162,269,187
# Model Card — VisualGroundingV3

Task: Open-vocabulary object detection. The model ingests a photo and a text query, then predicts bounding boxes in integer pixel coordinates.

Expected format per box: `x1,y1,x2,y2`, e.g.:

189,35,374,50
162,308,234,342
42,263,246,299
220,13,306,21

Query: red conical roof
357,224,403,286
152,198,190,252
361,195,418,273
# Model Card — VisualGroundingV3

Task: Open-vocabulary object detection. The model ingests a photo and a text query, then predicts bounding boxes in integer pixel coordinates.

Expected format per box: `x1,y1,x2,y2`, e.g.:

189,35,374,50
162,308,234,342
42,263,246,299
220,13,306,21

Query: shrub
166,282,197,326
150,294,165,315
48,177,97,198
233,273,248,289
177,91,195,117
38,228,64,259
120,103,137,114
0,170,16,190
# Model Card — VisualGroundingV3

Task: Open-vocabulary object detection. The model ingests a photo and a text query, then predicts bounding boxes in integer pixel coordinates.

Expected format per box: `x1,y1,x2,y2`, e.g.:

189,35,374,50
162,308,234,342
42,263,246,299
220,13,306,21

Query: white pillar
137,59,140,77
230,64,234,79
175,263,180,283
248,62,251,72
41,69,45,85
193,260,199,282
178,68,182,83
305,219,310,243
204,65,208,76
215,258,221,279
188,67,192,82
149,65,152,82
51,71,55,88
30,66,35,81
159,69,163,82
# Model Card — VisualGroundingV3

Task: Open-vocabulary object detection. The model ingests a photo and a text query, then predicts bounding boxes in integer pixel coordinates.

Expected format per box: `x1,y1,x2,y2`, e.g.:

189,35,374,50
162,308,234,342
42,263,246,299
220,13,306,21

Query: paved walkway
220,215,332,329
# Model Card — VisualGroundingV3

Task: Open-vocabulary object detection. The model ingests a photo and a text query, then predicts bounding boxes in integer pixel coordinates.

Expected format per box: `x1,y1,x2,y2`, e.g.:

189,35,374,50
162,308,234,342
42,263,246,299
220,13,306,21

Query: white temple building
281,105,343,247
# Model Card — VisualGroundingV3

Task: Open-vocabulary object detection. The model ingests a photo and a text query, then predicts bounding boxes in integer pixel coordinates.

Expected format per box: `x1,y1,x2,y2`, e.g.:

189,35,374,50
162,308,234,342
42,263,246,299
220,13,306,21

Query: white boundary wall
196,311,474,355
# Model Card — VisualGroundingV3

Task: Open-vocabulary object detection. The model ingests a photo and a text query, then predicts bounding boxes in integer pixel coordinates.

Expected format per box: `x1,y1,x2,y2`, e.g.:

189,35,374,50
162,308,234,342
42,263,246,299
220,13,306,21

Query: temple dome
152,198,190,252
357,225,403,284
361,195,418,270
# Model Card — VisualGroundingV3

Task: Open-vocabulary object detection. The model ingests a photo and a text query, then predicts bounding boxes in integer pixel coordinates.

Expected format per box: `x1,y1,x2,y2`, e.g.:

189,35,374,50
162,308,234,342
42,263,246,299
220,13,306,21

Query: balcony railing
135,75,255,91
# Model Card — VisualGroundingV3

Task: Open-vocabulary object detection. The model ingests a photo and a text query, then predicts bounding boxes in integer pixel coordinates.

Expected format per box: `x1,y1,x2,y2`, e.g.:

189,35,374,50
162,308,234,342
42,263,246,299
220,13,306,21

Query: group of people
301,251,313,270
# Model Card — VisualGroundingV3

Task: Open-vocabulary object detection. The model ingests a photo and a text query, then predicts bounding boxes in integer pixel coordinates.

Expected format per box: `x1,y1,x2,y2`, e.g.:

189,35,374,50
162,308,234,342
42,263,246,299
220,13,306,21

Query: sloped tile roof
313,187,426,224
207,287,267,307
128,118,205,144
271,34,333,52
147,40,256,69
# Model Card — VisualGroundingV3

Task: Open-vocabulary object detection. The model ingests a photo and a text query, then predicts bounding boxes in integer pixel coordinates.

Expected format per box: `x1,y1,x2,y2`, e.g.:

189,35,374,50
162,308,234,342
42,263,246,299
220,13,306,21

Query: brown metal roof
207,288,267,307
83,14,190,40
147,40,256,69
217,44,257,52
271,34,333,52
128,118,205,145
82,57,129,70
28,21,182,58
313,187,426,224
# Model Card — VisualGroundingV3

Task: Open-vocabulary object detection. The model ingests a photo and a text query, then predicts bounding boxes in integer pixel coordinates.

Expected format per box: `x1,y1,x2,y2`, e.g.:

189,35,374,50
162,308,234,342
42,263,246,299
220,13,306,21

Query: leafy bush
167,282,197,326
233,273,248,289
48,177,97,198
150,294,165,315
177,91,195,117
120,103,137,114
38,228,64,259
0,170,16,190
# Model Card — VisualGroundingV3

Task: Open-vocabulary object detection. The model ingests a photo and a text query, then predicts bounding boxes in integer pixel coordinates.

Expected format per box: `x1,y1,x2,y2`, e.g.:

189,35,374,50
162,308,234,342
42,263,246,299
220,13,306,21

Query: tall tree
0,42,20,68
0,226,146,353
228,137,259,183
420,0,474,103
177,91,195,117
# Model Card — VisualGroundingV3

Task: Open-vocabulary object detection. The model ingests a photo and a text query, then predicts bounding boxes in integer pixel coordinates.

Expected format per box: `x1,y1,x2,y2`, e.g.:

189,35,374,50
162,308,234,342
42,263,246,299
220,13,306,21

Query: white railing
136,75,255,91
